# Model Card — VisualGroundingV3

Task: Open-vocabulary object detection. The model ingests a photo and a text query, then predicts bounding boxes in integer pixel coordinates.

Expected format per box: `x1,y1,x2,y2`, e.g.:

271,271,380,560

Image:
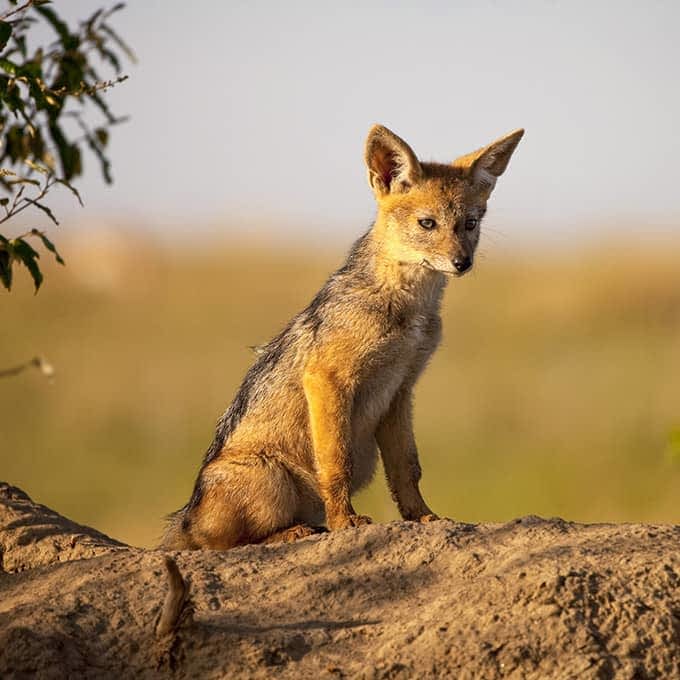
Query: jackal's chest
358,313,435,418
347,314,436,492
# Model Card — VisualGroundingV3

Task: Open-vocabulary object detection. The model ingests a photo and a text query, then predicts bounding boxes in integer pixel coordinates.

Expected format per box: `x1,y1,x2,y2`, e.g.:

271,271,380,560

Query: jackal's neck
353,225,447,313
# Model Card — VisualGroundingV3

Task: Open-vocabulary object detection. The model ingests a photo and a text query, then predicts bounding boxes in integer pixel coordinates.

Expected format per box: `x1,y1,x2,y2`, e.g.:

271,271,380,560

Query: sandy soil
1,481,679,679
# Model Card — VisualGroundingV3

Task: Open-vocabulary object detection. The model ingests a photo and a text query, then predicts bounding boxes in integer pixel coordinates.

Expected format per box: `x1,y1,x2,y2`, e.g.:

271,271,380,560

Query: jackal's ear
365,125,423,197
453,128,524,193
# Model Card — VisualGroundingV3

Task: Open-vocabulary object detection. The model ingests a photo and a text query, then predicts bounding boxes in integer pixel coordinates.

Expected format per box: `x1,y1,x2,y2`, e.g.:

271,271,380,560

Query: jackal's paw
262,524,321,544
329,514,373,530
403,510,439,523
418,513,440,524
283,525,319,542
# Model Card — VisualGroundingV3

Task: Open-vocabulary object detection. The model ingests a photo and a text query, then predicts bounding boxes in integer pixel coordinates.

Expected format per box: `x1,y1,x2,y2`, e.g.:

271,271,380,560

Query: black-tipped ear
365,125,423,197
453,128,524,192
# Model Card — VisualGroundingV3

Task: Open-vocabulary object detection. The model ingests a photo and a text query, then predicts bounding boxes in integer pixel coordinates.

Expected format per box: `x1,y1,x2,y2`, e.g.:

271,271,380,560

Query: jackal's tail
158,507,193,550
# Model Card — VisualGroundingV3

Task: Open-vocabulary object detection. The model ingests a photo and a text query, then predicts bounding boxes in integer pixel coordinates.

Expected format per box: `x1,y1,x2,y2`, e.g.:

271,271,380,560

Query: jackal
161,124,523,550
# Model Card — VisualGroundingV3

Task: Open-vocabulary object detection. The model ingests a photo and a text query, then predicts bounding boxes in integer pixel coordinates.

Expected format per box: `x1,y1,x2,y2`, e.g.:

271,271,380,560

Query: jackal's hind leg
186,453,301,550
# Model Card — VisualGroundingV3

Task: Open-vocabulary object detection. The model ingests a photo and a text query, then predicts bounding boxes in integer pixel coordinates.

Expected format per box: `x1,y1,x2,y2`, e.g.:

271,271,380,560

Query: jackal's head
365,125,523,277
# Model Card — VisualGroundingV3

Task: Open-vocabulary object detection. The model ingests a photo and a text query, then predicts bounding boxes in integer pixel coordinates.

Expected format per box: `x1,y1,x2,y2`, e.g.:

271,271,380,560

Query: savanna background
2,1,679,547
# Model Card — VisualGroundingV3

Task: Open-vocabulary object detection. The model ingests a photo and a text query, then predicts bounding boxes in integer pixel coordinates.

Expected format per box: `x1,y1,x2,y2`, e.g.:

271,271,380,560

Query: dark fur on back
183,230,375,517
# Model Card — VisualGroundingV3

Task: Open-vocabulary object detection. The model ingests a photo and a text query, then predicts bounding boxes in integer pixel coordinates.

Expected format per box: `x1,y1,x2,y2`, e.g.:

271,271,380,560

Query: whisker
482,225,509,240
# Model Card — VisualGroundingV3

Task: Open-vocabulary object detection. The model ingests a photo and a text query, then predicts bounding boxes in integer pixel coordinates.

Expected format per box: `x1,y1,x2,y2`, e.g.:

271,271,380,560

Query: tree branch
0,355,53,379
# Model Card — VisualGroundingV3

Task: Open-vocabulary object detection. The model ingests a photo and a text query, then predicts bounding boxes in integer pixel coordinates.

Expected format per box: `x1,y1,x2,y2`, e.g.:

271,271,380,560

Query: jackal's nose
453,256,472,274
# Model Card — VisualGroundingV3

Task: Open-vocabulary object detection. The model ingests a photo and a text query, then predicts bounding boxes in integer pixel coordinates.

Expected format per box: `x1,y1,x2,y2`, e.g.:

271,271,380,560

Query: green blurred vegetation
1,237,679,546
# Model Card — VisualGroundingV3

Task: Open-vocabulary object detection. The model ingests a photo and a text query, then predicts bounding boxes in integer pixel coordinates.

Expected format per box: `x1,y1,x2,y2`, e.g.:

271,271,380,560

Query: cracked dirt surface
1,482,679,678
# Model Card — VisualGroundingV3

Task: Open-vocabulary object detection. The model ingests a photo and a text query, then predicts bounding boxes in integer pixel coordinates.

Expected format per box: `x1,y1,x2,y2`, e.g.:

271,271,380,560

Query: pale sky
40,1,680,245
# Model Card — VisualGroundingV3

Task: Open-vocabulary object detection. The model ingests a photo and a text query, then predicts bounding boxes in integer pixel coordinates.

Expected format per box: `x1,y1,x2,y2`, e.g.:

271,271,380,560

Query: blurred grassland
1,234,679,546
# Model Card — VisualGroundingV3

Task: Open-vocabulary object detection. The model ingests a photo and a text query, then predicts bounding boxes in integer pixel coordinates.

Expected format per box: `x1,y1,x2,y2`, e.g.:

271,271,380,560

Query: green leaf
84,129,112,184
35,6,71,45
17,60,42,79
100,23,136,63
0,197,8,206
55,177,83,206
5,125,31,162
0,21,12,50
0,246,12,291
13,34,27,59
24,197,59,225
84,8,104,30
12,237,42,292
95,127,109,147
0,57,18,76
106,3,126,16
95,45,121,74
12,237,39,258
89,91,117,124
31,229,64,265
48,122,82,180
2,79,25,113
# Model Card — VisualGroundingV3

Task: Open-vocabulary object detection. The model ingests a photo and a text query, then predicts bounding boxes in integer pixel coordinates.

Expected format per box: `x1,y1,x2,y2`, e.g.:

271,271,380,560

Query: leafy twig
0,1,132,292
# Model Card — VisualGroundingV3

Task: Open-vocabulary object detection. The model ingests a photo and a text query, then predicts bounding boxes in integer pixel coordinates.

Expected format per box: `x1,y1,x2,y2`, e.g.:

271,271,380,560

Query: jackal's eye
418,218,436,230
464,217,478,231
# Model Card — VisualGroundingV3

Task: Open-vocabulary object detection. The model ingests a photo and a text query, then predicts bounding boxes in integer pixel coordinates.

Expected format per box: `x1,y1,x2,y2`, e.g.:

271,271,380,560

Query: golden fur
161,124,524,550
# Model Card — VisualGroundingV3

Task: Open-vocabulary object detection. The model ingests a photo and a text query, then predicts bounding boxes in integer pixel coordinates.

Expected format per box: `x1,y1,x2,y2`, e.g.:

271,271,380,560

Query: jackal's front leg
303,363,372,531
376,388,437,522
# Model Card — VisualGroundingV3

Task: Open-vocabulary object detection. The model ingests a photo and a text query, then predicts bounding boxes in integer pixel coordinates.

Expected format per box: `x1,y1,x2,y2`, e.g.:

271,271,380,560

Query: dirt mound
1,483,679,678
0,483,126,573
